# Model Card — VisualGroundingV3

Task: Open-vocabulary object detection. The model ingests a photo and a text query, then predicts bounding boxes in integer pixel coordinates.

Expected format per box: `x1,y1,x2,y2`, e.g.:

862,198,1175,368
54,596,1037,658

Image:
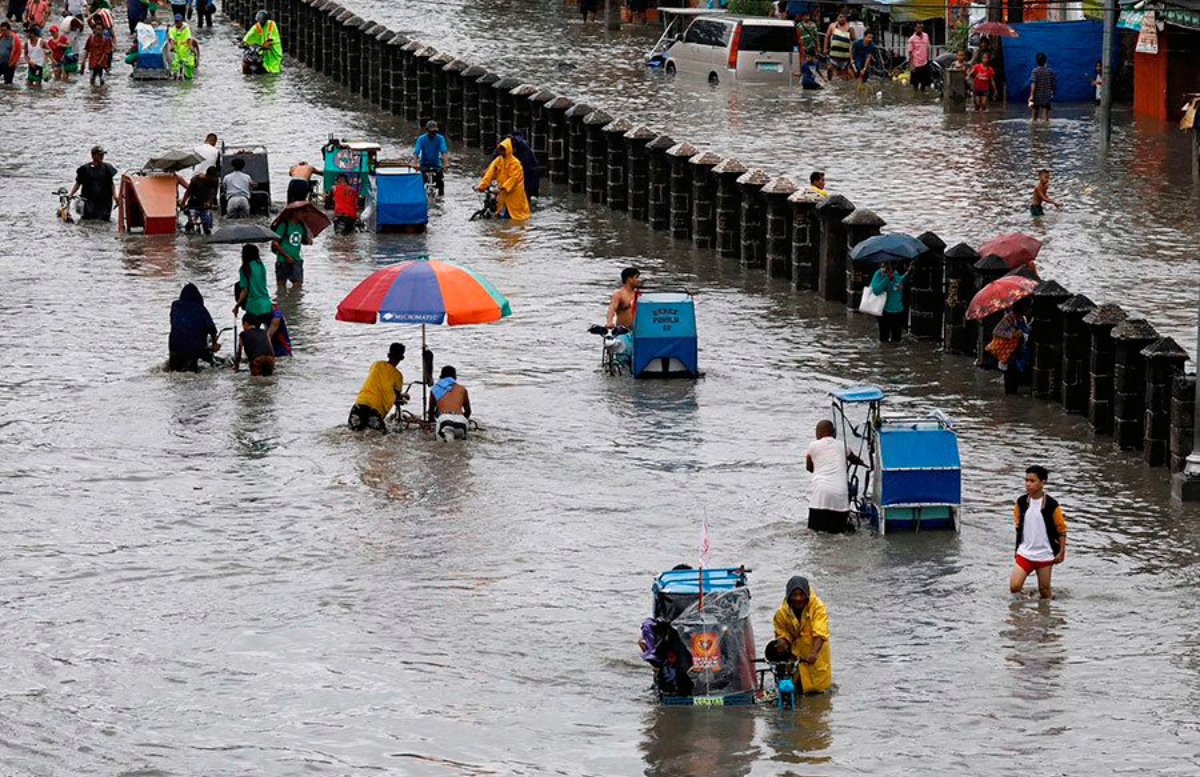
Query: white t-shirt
27,40,45,66
806,436,850,512
1017,497,1054,561
193,143,219,175
65,0,85,16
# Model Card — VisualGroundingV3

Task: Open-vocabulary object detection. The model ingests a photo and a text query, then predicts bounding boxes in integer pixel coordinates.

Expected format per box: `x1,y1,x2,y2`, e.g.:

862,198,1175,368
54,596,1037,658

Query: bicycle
54,188,84,223
468,182,500,221
420,165,444,199
588,324,631,376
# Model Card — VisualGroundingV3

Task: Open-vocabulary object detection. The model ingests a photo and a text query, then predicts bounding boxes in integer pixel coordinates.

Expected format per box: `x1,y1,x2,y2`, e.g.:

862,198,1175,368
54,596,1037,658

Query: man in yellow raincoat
242,10,281,74
475,138,530,221
772,575,831,693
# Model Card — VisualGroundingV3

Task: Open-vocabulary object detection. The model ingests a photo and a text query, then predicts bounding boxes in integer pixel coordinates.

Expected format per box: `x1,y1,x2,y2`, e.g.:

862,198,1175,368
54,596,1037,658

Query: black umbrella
147,149,206,172
207,223,277,244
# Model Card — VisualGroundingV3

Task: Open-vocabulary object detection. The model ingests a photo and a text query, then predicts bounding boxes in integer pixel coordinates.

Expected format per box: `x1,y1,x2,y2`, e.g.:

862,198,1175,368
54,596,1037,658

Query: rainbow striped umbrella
336,258,511,326
336,258,511,423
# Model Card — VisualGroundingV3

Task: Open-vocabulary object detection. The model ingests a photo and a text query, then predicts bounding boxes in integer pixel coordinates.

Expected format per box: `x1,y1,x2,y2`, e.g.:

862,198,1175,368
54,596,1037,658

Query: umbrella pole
422,324,428,424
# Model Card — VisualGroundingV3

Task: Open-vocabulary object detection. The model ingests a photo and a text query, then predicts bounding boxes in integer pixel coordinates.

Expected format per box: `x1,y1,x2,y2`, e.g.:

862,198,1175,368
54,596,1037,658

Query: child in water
800,52,822,90
1029,169,1061,217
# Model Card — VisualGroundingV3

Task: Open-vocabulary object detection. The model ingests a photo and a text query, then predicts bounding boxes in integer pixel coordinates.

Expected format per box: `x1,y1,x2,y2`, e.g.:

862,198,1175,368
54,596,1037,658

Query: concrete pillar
843,210,886,309
304,0,320,68
689,152,724,249
944,67,968,113
1058,294,1096,414
624,126,656,222
1030,280,1072,401
374,30,398,110
815,195,855,301
713,158,747,260
475,72,500,148
340,14,362,90
738,169,771,270
319,3,341,77
1142,338,1189,466
972,255,1009,369
603,118,634,211
415,47,438,126
1111,319,1160,450
789,190,822,288
461,67,489,147
351,19,375,96
492,76,522,138
360,23,382,102
647,134,674,231
583,109,614,204
384,34,410,115
510,84,538,139
1193,125,1200,185
332,10,354,86
1083,303,1129,436
444,60,468,139
295,0,313,68
1171,374,1196,473
763,177,798,279
565,103,593,194
908,232,945,340
429,52,453,127
545,96,575,183
667,142,699,240
942,243,979,355
402,41,424,121
529,90,556,169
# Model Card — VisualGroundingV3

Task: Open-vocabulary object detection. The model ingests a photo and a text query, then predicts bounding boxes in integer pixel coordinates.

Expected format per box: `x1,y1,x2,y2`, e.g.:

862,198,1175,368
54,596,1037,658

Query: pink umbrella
978,232,1042,269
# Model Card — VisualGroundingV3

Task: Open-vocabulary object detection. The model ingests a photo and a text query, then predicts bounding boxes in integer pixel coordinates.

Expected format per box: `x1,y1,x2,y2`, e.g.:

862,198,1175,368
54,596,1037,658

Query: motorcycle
55,188,84,223
241,45,266,75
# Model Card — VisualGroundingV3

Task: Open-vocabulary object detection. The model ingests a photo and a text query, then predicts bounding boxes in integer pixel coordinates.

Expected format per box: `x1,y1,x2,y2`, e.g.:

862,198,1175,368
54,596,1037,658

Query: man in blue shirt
851,30,877,86
412,120,447,196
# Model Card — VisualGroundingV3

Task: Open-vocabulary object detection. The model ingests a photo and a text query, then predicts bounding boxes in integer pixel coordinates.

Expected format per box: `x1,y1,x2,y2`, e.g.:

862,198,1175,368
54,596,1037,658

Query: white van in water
661,15,798,84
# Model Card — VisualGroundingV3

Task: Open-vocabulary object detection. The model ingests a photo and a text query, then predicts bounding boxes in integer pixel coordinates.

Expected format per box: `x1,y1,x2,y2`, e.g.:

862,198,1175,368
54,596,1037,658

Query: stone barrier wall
223,0,1196,476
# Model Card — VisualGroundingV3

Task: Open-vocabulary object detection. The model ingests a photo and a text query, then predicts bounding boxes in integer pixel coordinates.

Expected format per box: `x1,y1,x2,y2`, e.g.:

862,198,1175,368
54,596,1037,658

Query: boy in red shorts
1009,465,1067,599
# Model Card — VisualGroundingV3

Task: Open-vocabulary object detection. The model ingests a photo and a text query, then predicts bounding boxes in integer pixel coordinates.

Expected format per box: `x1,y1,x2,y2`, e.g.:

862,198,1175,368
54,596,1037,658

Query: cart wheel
665,61,676,76
708,72,719,86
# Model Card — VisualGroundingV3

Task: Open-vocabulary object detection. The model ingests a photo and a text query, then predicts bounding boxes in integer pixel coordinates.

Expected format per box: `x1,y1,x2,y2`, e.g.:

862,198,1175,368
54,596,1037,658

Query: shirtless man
286,160,319,204
605,267,642,330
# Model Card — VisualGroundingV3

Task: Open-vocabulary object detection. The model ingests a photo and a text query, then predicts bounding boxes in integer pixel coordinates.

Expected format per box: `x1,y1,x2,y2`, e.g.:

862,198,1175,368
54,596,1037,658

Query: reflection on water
642,706,759,777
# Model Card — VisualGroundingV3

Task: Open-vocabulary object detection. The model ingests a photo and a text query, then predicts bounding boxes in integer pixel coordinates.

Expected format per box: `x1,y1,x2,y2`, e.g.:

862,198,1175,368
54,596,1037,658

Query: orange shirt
332,183,358,218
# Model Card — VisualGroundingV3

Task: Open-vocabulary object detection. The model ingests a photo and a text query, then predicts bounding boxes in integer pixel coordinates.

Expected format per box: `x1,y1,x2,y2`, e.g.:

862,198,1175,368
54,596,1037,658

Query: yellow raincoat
773,588,831,692
476,138,530,222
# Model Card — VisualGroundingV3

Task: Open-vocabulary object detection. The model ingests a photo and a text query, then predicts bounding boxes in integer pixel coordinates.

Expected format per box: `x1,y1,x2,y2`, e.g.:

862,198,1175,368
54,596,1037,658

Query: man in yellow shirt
347,343,408,434
771,576,832,693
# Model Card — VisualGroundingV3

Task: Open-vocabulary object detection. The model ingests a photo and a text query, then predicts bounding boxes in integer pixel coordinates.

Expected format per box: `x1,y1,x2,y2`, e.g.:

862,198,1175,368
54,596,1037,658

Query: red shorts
1015,554,1054,574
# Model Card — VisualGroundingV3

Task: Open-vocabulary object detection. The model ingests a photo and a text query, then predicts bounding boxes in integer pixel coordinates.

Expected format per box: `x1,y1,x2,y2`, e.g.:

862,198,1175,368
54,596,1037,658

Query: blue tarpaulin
1002,21,1107,103
632,292,699,378
375,169,427,229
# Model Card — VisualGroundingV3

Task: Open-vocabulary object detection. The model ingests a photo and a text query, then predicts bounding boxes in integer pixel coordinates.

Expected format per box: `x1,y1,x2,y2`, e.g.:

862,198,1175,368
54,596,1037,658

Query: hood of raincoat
497,137,513,157
179,282,204,305
785,575,810,601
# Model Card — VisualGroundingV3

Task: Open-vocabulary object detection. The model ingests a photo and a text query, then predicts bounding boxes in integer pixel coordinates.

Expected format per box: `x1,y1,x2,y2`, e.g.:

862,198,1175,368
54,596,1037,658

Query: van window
684,19,729,47
738,24,794,53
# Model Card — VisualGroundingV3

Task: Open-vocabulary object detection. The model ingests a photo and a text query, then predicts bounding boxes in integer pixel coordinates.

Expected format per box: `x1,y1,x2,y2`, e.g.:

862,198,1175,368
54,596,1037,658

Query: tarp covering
134,27,166,70
1002,21,1106,103
874,0,944,22
668,589,757,698
632,291,698,378
878,427,961,506
375,169,427,228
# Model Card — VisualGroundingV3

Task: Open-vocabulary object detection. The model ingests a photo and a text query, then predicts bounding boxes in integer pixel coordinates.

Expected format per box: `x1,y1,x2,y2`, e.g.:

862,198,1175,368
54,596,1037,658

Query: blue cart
632,290,700,379
373,165,428,233
830,386,962,534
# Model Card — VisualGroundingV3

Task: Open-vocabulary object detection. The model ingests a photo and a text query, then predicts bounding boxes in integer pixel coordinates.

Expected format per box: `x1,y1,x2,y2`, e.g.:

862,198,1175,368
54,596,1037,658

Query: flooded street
2,5,1200,776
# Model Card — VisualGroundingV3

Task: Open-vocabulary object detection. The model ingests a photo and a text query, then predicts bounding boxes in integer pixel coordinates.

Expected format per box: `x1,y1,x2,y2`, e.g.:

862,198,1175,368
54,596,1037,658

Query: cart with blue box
373,163,428,233
129,26,169,80
321,138,381,209
830,385,962,534
631,290,700,379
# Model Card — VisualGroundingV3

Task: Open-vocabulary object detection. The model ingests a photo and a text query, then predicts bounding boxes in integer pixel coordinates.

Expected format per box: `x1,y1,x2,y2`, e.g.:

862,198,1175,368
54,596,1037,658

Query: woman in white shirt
805,420,865,534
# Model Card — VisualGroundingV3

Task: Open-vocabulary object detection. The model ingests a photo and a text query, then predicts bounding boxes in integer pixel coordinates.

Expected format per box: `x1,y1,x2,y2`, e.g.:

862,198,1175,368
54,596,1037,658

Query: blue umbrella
850,233,928,263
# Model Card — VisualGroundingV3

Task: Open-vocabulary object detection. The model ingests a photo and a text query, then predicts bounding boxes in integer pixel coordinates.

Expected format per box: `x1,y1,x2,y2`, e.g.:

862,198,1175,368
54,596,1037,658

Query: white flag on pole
698,518,711,568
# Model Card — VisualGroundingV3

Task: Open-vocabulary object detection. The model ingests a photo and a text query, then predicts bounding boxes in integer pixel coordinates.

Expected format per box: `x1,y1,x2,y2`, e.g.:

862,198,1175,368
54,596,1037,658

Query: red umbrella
978,232,1042,268
974,21,1019,37
966,276,1037,321
271,201,332,238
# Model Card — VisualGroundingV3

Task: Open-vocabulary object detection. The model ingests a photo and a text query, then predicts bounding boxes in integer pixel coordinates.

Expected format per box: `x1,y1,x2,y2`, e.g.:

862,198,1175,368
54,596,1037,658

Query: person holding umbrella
868,261,911,343
990,297,1032,395
271,211,311,290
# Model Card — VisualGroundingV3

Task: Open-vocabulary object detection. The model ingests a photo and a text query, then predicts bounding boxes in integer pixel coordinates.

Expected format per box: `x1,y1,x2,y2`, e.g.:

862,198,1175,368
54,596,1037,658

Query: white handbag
859,285,886,317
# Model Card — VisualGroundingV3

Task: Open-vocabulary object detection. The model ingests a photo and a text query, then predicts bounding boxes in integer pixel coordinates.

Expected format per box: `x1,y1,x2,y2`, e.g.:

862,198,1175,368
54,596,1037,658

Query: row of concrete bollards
222,0,1195,474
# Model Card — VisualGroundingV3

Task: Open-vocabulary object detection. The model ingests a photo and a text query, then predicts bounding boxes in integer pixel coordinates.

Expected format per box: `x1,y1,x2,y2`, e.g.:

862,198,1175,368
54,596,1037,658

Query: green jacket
869,268,907,314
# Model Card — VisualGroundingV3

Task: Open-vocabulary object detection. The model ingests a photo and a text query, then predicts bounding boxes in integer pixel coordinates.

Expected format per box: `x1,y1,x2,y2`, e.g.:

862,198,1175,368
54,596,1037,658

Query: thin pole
1099,0,1117,155
422,324,428,423
1186,282,1200,479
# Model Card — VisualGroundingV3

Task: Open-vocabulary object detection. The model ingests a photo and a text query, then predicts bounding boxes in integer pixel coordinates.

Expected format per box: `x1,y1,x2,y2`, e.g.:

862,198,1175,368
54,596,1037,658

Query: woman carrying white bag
865,262,911,343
